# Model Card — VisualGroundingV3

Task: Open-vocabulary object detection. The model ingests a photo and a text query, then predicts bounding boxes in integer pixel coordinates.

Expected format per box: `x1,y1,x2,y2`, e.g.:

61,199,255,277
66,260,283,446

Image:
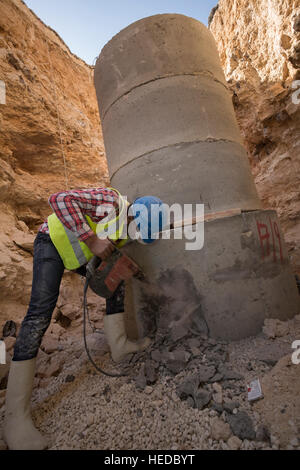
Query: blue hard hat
130,196,165,244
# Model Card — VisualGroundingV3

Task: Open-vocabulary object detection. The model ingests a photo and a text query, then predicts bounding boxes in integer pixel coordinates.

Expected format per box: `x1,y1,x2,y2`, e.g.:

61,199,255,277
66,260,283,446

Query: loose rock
227,435,242,450
210,417,232,441
256,424,271,443
226,411,256,440
194,389,212,410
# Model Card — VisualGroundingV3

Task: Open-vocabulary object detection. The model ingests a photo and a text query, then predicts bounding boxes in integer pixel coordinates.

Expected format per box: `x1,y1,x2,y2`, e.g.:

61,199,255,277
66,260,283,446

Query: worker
3,187,164,450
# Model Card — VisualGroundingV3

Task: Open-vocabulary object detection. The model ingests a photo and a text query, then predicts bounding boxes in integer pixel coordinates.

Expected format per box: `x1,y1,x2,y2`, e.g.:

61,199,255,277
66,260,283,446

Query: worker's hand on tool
84,234,115,260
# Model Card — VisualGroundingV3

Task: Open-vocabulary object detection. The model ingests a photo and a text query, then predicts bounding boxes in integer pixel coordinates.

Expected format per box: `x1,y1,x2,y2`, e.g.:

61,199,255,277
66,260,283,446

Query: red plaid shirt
39,188,120,241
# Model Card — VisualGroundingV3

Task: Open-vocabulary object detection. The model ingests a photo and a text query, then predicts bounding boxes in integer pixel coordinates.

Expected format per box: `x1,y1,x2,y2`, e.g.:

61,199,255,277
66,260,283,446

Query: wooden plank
170,208,242,229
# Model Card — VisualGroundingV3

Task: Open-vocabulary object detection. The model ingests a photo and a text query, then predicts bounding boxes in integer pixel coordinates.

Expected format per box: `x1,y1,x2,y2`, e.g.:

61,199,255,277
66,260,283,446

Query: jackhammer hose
83,278,126,378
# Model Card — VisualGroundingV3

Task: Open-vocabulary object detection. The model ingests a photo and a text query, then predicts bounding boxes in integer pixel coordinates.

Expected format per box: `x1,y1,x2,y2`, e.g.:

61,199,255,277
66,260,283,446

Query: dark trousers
13,232,125,361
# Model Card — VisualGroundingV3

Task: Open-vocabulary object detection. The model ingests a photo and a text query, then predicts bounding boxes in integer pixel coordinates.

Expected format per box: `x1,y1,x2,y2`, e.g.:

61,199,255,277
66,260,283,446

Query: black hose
83,278,126,378
295,275,300,295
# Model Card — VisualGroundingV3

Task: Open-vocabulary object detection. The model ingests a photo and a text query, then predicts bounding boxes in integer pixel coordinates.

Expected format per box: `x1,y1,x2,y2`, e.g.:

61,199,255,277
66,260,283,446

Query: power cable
83,277,127,378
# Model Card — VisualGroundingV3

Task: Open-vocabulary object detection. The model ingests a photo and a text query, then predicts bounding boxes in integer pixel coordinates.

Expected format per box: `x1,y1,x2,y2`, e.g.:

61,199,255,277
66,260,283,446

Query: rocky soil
1,313,299,450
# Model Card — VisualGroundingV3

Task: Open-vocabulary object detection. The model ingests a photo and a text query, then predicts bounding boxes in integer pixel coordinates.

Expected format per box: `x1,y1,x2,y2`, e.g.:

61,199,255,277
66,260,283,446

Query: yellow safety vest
48,188,129,270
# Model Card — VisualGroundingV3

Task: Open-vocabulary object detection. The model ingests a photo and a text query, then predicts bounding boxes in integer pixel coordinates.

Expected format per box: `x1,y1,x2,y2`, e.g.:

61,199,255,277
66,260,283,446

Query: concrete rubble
1,314,299,450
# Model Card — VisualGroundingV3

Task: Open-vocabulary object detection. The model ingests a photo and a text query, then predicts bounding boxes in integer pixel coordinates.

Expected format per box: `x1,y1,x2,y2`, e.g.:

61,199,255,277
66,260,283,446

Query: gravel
0,315,299,450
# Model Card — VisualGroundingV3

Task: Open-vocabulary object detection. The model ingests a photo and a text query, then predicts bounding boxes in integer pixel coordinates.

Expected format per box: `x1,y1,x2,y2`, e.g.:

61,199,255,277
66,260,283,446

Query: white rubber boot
3,358,48,450
104,312,151,363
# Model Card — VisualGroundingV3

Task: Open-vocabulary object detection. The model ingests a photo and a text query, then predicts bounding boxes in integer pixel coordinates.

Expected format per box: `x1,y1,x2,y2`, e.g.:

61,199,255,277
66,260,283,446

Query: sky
24,0,218,65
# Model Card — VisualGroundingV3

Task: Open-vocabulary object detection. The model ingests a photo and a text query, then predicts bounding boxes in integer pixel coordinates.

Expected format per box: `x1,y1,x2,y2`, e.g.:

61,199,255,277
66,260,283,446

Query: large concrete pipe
94,14,299,341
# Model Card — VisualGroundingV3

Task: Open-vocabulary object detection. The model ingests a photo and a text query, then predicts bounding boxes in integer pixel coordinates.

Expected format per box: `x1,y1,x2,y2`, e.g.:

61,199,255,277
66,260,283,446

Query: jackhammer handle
86,256,101,279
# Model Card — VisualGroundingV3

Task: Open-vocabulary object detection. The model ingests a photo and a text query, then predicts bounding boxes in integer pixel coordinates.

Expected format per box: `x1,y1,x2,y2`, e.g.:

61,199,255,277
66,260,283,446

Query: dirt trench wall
0,0,107,324
210,0,300,274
